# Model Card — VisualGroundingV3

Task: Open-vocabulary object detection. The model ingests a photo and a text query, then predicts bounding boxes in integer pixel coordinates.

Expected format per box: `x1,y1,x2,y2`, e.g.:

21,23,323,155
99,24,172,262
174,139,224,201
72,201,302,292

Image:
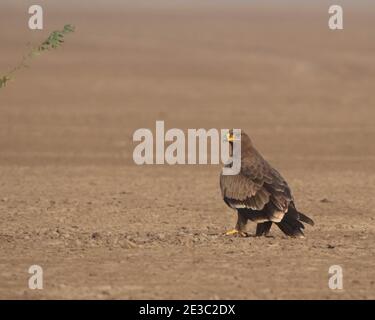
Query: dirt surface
0,0,375,299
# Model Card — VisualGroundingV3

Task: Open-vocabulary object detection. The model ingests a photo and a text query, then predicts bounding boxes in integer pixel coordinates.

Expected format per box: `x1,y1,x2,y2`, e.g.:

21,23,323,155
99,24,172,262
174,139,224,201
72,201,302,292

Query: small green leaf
63,24,75,33
1,24,75,90
0,76,11,88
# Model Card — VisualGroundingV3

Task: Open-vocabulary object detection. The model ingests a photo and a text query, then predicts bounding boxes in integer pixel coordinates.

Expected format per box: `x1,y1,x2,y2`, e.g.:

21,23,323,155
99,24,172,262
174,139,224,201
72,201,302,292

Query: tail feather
276,214,305,238
276,220,304,238
276,206,314,238
298,212,314,226
287,204,314,226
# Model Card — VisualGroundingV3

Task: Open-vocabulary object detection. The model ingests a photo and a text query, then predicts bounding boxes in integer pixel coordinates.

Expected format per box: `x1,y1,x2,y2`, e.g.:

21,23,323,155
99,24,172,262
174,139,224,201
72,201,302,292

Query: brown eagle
220,130,314,238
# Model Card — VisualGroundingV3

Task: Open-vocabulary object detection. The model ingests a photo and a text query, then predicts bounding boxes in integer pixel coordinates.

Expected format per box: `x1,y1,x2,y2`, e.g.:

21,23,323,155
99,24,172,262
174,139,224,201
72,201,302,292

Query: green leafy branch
0,24,75,89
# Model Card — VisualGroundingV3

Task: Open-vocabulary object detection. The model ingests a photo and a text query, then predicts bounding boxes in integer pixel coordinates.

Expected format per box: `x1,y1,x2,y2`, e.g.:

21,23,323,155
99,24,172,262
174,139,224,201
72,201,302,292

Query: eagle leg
255,221,273,237
224,210,249,237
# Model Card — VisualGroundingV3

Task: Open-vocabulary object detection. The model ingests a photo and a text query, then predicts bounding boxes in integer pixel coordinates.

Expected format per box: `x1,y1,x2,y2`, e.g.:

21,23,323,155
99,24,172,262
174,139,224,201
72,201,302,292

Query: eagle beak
225,132,235,142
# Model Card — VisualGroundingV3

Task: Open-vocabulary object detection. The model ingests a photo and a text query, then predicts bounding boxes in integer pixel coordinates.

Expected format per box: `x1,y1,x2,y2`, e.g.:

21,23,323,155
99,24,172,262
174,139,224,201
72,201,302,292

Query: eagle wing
220,154,293,212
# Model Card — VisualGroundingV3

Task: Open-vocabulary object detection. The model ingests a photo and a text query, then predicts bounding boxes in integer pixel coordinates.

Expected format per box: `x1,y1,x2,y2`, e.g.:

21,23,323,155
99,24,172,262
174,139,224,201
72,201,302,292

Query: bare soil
0,0,374,299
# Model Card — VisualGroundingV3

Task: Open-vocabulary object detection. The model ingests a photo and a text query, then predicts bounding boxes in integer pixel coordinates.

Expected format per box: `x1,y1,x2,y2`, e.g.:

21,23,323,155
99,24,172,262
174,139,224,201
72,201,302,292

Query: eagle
220,130,314,238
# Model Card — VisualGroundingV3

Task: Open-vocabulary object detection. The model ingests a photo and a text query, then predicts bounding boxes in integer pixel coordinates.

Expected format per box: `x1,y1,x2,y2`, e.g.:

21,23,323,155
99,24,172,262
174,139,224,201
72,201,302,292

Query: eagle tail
298,212,314,226
276,206,314,238
276,213,305,238
287,203,314,226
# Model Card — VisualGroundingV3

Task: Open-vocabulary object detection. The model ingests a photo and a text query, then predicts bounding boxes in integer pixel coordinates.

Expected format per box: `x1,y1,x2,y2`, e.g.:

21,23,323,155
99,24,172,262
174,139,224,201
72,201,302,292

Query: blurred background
1,0,374,168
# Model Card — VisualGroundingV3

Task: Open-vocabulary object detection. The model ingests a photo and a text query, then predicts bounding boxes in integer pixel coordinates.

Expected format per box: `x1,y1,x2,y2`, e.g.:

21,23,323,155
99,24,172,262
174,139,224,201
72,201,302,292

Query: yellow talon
225,229,239,235
225,229,248,237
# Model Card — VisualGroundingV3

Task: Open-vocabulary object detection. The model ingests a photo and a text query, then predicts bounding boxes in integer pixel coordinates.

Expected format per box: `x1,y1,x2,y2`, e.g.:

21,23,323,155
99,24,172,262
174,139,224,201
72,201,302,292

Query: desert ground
0,0,374,299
